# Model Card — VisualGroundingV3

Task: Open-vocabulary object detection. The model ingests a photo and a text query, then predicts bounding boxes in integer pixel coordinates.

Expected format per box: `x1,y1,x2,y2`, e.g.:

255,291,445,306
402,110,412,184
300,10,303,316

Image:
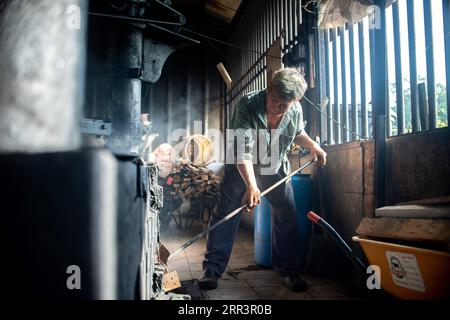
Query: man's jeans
202,164,301,277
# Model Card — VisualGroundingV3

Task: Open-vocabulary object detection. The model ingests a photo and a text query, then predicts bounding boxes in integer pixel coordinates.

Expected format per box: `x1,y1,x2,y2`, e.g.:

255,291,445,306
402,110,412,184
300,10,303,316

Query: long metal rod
418,83,429,130
392,1,404,134
88,12,182,26
257,0,262,90
444,0,450,124
152,0,186,22
358,21,368,139
340,26,349,142
250,3,255,92
294,0,298,42
373,0,387,209
423,0,435,128
270,0,274,46
315,28,323,139
283,0,288,51
264,0,268,54
147,23,200,44
332,29,341,144
407,0,420,132
168,160,316,260
349,24,358,141
324,29,333,144
279,0,284,41
245,9,249,93
288,0,293,47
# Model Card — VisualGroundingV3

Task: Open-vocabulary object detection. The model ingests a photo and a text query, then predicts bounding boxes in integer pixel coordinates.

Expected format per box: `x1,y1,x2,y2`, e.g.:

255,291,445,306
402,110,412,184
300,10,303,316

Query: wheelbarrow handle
307,211,367,274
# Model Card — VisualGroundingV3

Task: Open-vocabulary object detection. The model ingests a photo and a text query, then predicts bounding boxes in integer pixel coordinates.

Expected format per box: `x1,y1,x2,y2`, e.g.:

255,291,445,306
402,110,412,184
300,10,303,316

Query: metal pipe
392,1,405,134
267,0,271,45
148,23,200,44
340,26,349,142
257,0,261,90
283,0,288,51
444,0,450,124
373,0,387,208
418,83,429,130
332,28,341,144
89,12,183,26
278,0,283,40
349,24,358,140
245,11,249,93
274,0,278,39
250,4,254,91
407,0,420,132
264,0,269,52
315,28,323,139
293,0,298,43
288,0,293,47
153,0,186,23
358,21,368,139
324,29,333,144
423,0,436,129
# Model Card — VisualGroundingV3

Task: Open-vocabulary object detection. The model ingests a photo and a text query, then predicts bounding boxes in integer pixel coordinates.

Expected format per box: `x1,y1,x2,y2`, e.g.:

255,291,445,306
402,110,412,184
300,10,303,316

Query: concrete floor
160,218,363,300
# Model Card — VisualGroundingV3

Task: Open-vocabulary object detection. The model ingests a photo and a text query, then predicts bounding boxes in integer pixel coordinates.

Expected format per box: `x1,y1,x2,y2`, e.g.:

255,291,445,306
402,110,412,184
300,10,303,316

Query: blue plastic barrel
254,197,272,267
253,174,313,268
291,174,313,269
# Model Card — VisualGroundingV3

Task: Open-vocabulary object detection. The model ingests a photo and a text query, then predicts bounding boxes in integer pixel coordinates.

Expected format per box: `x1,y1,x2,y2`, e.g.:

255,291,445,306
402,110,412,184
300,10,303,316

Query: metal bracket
81,119,112,136
141,39,176,83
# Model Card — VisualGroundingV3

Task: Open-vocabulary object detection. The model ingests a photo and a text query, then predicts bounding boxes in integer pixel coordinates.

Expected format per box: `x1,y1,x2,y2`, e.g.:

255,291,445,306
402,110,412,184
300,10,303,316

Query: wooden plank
323,146,363,194
363,194,374,218
363,140,374,196
375,205,450,219
396,196,450,206
357,217,450,244
385,128,450,204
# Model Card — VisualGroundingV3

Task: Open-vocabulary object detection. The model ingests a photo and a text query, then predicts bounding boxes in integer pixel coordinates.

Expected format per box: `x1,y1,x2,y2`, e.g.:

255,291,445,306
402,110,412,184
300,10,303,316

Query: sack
318,0,377,29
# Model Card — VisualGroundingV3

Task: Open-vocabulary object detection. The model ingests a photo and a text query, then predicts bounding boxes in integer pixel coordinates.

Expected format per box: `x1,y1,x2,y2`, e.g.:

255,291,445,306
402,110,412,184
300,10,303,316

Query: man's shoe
280,274,308,292
198,270,218,290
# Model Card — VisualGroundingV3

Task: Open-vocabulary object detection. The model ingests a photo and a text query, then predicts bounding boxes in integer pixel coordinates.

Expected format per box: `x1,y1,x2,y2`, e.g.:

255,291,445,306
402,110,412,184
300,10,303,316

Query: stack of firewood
165,160,221,199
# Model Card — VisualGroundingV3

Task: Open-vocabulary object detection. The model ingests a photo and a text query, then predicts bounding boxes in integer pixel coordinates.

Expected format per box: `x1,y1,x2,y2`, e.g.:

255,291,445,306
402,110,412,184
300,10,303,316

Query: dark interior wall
385,128,450,205
321,141,375,223
308,141,374,278
143,45,224,147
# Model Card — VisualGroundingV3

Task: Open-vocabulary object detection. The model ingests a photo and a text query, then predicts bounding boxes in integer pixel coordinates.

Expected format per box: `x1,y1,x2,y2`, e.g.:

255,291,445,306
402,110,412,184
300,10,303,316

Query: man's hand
311,143,327,167
294,131,327,167
242,185,261,212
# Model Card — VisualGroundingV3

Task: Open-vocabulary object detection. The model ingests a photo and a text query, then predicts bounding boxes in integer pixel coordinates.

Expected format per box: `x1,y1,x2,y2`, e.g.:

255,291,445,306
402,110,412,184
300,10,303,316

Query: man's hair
271,68,308,101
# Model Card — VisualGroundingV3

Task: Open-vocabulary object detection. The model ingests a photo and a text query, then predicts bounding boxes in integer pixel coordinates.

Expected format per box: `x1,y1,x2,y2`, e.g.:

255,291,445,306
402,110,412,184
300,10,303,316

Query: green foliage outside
389,77,448,135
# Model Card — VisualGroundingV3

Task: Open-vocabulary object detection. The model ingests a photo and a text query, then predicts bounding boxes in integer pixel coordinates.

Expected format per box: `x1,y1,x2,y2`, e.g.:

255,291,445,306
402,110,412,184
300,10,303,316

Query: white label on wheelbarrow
386,251,425,292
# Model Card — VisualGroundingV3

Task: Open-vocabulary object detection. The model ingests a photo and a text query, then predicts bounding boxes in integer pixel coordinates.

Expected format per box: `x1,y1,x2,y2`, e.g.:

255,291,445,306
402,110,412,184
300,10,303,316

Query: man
199,68,327,292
